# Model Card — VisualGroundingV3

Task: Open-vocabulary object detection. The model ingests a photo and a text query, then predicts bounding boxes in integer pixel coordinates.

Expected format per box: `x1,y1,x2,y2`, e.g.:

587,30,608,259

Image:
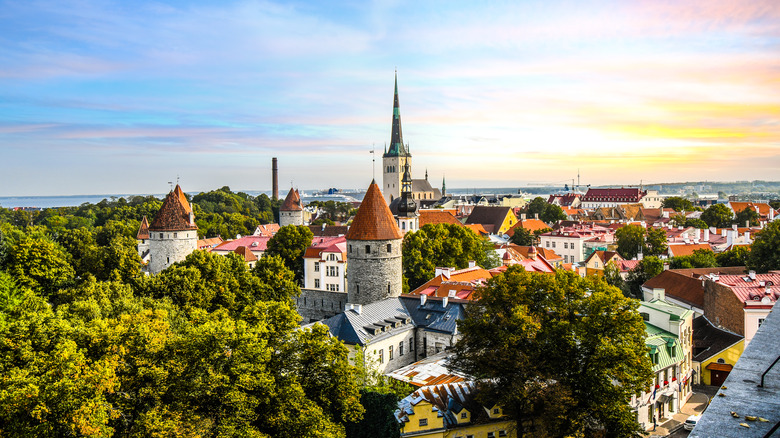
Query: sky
1,0,779,196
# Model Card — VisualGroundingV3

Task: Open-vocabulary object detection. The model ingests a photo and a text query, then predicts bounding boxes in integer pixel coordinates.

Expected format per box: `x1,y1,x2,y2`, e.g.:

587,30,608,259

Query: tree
603,260,625,290
716,246,749,267
540,204,566,224
265,225,313,283
669,249,717,269
252,254,301,301
645,227,668,257
402,224,497,291
525,197,547,220
345,391,400,438
615,224,645,260
5,236,75,295
734,207,759,227
509,228,534,246
747,220,780,273
624,256,663,299
662,196,693,212
451,268,652,437
701,204,733,228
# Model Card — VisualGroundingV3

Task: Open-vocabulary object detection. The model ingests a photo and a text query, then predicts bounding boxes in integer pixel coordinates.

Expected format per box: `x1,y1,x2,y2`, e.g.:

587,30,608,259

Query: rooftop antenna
168,181,173,192
176,175,180,186
577,169,580,190
370,144,376,181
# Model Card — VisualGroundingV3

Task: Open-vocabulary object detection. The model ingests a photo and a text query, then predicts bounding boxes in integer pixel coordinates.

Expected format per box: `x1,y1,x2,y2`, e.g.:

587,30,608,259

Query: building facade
279,187,304,227
144,185,198,274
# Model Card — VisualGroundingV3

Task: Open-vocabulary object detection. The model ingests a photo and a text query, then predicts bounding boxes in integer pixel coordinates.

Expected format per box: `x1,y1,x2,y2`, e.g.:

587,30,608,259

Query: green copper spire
442,175,446,196
384,71,409,158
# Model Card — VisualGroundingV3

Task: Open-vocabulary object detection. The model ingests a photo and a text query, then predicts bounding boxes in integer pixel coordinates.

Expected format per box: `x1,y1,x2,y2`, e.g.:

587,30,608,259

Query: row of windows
312,279,340,292
326,266,339,277
349,244,393,254
376,338,415,364
154,232,191,239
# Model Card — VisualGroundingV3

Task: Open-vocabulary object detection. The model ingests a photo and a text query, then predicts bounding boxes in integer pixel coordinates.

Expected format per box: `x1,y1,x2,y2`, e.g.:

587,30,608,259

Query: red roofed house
418,209,462,228
145,185,198,274
547,193,582,208
641,267,747,313
580,188,662,209
667,243,713,258
409,264,494,301
211,235,271,260
233,246,258,268
703,271,780,345
136,216,151,264
491,245,556,275
727,201,777,223
464,206,517,235
505,217,551,238
303,236,347,293
253,223,280,237
538,223,614,264
584,250,623,276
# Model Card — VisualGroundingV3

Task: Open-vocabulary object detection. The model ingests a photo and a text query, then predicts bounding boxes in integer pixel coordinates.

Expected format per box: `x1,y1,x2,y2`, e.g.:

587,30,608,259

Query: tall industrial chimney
272,157,278,200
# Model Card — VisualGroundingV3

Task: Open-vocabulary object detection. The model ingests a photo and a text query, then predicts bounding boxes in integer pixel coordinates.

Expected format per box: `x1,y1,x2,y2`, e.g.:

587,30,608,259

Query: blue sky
1,0,779,196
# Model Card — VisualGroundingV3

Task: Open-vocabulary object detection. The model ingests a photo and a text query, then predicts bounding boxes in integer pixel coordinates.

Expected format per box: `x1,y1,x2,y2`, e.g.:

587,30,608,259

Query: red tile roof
715,273,780,305
254,223,280,236
213,235,270,253
419,210,463,227
304,236,347,259
197,237,223,250
136,216,150,239
280,187,302,211
668,243,713,257
506,219,550,237
234,246,258,262
148,185,198,232
345,181,403,241
582,187,646,203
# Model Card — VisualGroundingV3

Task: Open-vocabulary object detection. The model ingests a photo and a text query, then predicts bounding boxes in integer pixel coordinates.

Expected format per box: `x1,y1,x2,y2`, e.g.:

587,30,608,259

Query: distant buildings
138,185,198,274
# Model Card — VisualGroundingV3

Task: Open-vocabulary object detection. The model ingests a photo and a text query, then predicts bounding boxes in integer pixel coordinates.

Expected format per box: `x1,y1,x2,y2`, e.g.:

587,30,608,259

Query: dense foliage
615,224,668,259
0,198,364,437
662,196,694,212
701,203,734,228
402,223,500,291
451,268,653,437
525,197,566,224
748,220,780,273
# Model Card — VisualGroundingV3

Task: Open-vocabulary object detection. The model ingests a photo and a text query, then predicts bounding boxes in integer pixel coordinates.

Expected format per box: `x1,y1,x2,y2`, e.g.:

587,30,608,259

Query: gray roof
319,296,465,346
320,298,414,346
412,179,442,198
692,315,743,362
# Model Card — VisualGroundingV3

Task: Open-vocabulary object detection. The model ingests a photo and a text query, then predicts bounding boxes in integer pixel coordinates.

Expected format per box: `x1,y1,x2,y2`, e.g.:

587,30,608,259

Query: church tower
382,71,411,204
346,180,404,305
279,187,304,226
396,162,418,234
146,185,198,274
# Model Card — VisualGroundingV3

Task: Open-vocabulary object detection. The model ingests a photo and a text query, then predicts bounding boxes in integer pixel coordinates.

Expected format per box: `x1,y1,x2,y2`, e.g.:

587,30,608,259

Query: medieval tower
279,187,304,226
396,162,419,233
145,185,198,274
382,72,411,204
345,181,404,305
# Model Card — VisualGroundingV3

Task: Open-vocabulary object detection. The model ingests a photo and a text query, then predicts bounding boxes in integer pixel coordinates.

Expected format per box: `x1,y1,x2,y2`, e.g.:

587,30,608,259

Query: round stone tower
147,185,198,274
279,187,304,227
346,180,404,305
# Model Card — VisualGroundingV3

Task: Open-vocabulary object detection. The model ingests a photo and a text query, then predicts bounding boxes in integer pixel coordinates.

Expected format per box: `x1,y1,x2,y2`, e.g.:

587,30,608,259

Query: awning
706,362,734,372
657,395,672,403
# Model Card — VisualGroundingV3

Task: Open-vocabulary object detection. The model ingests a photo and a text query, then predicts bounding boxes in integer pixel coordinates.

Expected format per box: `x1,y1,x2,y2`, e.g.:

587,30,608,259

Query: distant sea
0,187,557,209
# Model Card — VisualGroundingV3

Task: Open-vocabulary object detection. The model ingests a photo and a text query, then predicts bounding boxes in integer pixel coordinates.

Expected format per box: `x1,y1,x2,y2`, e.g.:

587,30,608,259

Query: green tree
716,246,749,267
525,197,547,220
615,224,645,259
253,254,301,301
701,203,734,228
662,196,693,212
509,227,534,246
345,390,400,438
603,260,625,290
540,204,566,224
669,249,718,269
645,227,668,257
451,268,652,437
624,256,663,299
265,225,314,283
734,207,759,227
402,223,497,290
5,236,75,295
747,221,780,273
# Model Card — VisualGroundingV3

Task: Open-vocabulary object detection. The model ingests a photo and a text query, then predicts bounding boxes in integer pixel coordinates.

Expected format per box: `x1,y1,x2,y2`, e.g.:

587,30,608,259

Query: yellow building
583,251,623,277
464,206,518,235
396,381,515,438
691,316,745,386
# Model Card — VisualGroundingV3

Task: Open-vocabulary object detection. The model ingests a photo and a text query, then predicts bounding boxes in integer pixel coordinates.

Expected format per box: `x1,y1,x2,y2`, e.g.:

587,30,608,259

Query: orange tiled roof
463,223,488,235
668,243,713,257
149,185,198,232
234,246,258,262
137,216,150,239
506,218,550,236
419,210,463,227
280,188,302,211
345,181,403,241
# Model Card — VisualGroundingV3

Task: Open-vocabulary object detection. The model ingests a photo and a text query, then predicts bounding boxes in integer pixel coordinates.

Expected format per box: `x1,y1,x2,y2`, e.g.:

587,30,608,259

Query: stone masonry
346,238,402,305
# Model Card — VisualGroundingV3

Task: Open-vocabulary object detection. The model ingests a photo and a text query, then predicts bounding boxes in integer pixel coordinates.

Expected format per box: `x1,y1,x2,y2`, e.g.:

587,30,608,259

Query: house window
499,432,507,437
314,262,320,272
328,254,337,261
461,412,467,419
387,243,392,253
327,266,338,277
349,245,352,253
401,222,405,229
379,349,384,363
159,233,163,238
546,241,550,248
173,232,177,238
595,261,599,268
551,242,556,248
493,408,500,414
389,345,394,360
399,342,404,356
409,338,414,351
564,242,568,249
314,279,320,288
327,284,339,292
366,245,371,254
759,318,765,327
488,433,495,438
419,419,427,427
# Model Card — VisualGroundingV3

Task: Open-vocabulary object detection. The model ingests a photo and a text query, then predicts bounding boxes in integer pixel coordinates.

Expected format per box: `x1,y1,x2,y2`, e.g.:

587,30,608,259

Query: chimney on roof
745,230,750,241
749,270,756,281
521,213,526,220
727,229,734,247
468,260,476,268
534,213,539,220
442,296,449,307
703,228,710,241
420,294,427,306
733,224,738,231
770,208,775,221
353,304,362,314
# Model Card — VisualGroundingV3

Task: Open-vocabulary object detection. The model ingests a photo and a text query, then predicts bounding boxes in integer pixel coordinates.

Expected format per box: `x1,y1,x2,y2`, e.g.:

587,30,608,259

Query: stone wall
279,210,303,227
417,330,459,359
703,280,745,335
346,238,402,305
147,230,197,274
295,289,347,323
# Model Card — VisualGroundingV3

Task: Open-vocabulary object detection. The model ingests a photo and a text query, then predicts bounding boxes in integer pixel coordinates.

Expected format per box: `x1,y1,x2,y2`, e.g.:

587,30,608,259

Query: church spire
442,175,446,196
384,71,408,157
